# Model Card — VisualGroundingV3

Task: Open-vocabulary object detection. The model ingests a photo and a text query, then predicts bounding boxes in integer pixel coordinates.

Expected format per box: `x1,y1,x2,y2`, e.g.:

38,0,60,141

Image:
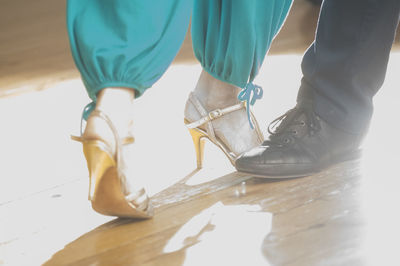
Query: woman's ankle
193,70,241,111
83,87,136,152
96,88,135,111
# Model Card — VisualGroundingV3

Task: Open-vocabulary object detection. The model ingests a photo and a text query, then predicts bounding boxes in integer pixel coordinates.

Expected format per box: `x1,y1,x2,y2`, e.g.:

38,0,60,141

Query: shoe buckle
208,109,222,120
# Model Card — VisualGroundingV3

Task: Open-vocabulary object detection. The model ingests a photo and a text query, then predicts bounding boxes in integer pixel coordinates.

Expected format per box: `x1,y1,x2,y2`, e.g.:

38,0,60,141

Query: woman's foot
184,70,263,165
81,88,152,217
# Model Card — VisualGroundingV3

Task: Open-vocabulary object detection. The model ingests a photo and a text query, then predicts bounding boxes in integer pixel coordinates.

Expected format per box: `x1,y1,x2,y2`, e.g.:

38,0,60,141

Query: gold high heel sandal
71,110,153,218
184,92,263,168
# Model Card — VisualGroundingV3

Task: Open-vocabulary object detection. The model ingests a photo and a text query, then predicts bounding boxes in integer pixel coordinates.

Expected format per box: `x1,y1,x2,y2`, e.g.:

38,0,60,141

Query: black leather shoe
235,104,364,178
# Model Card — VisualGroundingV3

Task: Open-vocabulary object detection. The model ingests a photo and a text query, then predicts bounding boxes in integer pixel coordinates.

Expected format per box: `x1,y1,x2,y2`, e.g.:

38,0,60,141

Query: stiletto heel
187,126,206,169
72,110,153,219
184,92,263,167
83,141,115,201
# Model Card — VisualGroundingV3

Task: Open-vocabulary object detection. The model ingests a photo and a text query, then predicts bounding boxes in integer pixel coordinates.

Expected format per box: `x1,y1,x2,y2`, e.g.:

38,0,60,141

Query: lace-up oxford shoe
235,104,364,178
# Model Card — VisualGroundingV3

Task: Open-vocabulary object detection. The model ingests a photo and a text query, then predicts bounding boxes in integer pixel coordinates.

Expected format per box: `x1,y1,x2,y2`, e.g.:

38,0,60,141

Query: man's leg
300,0,400,134
235,0,400,177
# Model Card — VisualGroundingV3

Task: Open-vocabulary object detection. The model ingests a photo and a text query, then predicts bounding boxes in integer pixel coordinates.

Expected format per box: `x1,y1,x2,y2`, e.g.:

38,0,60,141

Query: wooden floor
1,1,400,265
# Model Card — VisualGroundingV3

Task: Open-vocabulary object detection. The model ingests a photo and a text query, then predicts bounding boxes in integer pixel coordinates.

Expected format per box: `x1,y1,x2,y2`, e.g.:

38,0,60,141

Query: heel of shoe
72,110,153,218
82,141,152,218
82,141,115,201
188,128,206,169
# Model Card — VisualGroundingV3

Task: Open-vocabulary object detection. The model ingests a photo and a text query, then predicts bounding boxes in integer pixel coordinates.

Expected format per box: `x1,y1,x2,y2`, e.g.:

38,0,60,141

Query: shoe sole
237,149,362,179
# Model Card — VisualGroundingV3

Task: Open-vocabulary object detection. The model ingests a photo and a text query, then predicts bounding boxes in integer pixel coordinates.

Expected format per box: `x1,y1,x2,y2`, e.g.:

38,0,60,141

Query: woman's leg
67,0,192,104
67,0,193,139
185,0,293,158
67,0,193,217
192,0,292,88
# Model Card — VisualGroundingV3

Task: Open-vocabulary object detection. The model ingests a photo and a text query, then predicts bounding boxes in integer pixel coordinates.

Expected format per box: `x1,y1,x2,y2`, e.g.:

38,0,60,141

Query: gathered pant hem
88,82,147,100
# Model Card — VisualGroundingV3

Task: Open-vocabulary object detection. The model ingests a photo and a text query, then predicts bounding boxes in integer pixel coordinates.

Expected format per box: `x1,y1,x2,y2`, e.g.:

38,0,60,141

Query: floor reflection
255,159,365,266
360,146,400,266
164,202,272,266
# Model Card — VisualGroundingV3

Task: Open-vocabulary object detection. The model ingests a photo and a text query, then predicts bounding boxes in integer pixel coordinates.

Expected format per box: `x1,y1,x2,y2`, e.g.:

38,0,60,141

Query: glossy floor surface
1,1,400,266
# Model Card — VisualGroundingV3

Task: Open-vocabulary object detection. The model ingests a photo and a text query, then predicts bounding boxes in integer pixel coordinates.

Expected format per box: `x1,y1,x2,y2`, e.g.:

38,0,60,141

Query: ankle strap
90,110,123,163
75,105,134,145
185,93,245,129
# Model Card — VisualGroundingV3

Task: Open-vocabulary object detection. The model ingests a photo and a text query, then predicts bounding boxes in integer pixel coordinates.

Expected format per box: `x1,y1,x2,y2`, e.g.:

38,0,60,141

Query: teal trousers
67,0,292,108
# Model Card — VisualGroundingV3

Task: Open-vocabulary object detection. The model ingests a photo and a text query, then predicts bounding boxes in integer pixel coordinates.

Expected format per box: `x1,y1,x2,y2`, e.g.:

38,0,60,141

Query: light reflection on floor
164,202,272,266
360,151,400,266
359,51,400,265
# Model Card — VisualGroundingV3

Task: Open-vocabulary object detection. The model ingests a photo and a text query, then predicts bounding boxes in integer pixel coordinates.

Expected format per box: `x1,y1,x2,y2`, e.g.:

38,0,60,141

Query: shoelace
265,104,321,145
237,83,263,129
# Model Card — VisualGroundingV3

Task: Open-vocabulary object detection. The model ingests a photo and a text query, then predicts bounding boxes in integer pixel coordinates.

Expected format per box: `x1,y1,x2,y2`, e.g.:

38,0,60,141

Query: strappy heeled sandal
71,110,153,219
184,92,263,168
